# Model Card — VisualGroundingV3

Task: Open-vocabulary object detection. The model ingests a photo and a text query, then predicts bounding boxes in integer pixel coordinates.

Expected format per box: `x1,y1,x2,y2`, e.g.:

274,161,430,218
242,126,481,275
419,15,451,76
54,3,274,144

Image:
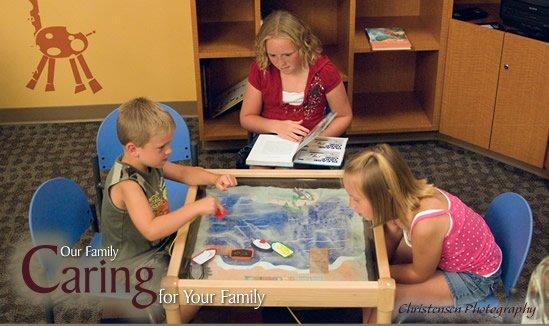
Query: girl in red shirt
240,10,352,143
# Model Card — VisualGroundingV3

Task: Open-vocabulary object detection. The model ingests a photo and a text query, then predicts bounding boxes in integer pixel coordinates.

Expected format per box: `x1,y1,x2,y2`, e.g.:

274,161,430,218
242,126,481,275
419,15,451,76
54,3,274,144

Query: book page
246,134,299,167
296,111,337,152
262,139,295,155
294,136,348,167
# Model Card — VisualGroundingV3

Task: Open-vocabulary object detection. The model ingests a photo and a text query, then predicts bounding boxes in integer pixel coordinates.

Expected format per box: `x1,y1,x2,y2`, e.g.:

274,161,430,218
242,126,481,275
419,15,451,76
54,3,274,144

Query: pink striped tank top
403,189,502,277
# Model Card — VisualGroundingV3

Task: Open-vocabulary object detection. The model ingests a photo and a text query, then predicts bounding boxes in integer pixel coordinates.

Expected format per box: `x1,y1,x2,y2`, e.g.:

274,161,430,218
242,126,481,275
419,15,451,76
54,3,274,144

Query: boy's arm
163,162,237,191
119,180,221,241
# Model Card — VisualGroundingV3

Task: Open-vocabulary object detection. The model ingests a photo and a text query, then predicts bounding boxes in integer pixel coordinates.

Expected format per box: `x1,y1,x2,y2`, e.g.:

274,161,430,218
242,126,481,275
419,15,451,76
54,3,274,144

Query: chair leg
45,296,54,323
92,155,103,221
191,143,199,166
100,297,159,324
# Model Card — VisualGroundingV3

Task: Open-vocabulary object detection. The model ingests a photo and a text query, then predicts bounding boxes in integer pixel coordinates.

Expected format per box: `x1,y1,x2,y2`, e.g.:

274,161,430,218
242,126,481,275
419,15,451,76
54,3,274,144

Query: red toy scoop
214,208,227,220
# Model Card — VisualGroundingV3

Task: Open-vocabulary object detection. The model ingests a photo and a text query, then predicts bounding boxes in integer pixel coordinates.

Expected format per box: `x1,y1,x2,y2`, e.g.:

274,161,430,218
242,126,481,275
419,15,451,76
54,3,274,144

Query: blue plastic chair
29,177,102,323
459,192,533,320
483,193,533,297
29,178,158,323
93,103,196,217
401,192,533,324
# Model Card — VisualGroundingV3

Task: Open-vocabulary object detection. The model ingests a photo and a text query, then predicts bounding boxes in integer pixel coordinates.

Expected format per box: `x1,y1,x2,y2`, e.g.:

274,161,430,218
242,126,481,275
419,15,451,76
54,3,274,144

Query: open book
245,111,348,167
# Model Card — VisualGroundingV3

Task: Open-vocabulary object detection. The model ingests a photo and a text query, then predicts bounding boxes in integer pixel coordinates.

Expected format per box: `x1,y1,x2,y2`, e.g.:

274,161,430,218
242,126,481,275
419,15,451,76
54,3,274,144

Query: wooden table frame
162,169,395,324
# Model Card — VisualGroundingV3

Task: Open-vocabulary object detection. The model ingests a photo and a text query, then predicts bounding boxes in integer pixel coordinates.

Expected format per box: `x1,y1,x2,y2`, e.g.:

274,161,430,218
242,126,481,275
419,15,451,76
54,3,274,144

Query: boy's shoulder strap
109,160,147,189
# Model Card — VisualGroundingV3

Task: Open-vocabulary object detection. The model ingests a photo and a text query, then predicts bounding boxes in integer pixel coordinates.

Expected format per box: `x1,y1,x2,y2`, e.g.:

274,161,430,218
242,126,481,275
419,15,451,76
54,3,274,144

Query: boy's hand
195,196,224,216
214,174,237,191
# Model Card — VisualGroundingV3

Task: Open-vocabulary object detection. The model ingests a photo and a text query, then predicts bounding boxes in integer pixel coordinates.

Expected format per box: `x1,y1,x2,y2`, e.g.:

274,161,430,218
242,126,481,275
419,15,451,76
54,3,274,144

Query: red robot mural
26,0,102,93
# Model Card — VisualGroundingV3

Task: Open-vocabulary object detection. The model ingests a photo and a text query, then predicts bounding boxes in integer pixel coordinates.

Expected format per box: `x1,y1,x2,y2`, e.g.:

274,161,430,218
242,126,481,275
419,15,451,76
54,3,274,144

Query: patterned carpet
0,118,547,323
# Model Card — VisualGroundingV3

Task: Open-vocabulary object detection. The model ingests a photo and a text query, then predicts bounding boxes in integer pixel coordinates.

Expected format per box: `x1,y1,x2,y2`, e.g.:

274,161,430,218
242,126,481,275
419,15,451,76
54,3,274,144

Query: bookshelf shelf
355,17,440,53
202,109,247,141
349,92,436,134
198,22,256,58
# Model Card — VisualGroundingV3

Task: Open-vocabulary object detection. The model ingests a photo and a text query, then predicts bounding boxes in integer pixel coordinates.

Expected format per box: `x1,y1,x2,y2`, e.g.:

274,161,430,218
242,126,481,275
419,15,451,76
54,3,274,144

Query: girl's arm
240,82,309,142
389,216,448,283
118,180,223,241
384,220,404,261
320,82,353,137
163,162,237,191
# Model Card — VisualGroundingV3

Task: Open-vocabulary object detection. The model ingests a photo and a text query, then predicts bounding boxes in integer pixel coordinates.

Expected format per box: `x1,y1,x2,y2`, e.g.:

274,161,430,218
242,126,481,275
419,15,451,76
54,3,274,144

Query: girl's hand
194,196,224,216
387,219,402,229
274,119,310,142
214,174,237,191
386,219,404,236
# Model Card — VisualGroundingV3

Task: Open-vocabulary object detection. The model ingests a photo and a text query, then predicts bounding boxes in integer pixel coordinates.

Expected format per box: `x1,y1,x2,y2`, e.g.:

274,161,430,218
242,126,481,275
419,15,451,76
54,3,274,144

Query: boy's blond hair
344,144,436,226
117,97,175,147
255,10,323,71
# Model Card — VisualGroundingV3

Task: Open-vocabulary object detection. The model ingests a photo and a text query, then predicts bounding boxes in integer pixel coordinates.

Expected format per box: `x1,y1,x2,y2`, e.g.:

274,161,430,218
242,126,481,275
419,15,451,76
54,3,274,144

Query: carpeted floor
0,118,547,323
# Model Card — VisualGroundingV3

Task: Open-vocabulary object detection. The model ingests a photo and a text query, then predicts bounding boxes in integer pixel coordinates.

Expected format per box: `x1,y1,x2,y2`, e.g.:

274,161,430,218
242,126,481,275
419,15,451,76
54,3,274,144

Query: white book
245,112,347,167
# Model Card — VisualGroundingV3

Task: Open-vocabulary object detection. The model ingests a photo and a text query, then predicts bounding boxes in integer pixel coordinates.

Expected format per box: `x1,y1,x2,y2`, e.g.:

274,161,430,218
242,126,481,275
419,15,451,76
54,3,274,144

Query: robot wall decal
26,0,102,93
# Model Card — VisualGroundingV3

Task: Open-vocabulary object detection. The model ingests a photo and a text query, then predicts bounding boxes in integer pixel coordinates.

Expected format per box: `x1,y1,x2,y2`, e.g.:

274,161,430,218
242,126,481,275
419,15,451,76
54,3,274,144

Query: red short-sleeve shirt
248,55,341,130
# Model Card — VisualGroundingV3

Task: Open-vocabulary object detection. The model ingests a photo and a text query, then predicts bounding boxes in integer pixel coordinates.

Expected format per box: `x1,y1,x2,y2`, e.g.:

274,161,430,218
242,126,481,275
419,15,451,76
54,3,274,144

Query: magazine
365,27,412,51
209,78,247,118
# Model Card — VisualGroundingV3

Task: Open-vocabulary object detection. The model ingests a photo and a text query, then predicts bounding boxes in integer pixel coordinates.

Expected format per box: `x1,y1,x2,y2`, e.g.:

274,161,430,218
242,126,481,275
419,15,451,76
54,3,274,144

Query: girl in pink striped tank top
343,144,502,323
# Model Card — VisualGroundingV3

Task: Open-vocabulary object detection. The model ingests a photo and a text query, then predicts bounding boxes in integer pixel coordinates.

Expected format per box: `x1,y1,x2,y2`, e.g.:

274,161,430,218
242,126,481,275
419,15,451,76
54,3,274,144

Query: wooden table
162,169,395,324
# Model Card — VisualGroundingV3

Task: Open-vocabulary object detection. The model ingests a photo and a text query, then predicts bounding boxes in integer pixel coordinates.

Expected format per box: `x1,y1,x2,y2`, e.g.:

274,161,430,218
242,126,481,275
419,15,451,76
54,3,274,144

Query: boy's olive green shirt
100,157,170,264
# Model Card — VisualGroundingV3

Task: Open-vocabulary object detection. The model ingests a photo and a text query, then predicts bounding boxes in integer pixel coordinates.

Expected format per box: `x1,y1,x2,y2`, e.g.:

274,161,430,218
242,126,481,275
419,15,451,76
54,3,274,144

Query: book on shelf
245,111,348,167
208,78,247,119
365,27,412,51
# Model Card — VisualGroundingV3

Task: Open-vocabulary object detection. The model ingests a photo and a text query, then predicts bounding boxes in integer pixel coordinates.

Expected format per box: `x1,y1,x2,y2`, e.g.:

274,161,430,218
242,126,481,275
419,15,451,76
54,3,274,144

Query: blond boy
100,97,237,322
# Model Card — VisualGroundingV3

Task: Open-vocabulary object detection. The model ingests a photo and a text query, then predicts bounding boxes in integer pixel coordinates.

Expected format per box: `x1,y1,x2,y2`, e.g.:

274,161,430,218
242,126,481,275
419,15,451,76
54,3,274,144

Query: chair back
29,178,95,278
96,103,192,171
484,192,533,298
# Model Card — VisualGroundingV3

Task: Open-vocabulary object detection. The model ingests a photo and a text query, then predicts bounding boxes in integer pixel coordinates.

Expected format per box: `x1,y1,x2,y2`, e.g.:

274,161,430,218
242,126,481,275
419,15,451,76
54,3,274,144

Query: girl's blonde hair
255,10,323,71
117,97,175,147
344,144,436,226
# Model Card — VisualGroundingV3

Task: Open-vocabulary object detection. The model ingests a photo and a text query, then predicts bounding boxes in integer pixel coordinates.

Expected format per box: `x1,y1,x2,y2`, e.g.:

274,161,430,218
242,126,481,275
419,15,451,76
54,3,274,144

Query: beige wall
0,0,196,110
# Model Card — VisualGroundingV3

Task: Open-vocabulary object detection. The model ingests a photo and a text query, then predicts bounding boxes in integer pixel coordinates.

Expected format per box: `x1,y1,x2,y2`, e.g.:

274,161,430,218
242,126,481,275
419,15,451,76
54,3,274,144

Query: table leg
376,308,393,324
165,308,182,324
376,278,395,324
162,275,182,324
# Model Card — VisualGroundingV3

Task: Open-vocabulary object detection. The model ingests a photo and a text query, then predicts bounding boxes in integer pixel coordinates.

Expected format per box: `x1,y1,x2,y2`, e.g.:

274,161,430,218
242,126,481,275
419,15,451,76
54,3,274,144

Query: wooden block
309,247,329,274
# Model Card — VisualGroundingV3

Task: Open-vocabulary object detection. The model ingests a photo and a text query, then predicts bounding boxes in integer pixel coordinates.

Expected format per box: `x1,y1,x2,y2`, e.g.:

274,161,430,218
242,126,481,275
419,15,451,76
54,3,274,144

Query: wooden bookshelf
191,0,452,142
324,44,349,82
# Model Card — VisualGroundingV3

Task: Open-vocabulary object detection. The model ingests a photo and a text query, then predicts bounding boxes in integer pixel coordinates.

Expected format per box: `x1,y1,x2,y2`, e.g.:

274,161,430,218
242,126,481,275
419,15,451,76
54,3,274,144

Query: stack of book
365,27,412,51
